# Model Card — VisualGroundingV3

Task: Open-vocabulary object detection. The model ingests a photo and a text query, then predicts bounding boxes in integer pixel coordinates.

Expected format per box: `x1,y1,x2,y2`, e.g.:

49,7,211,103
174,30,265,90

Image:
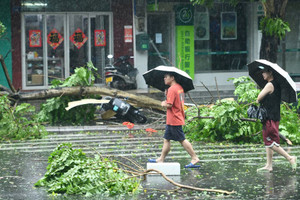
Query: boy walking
148,73,200,168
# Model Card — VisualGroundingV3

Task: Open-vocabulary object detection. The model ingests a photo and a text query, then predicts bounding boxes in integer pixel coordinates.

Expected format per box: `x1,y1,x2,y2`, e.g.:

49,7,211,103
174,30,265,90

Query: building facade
1,0,300,91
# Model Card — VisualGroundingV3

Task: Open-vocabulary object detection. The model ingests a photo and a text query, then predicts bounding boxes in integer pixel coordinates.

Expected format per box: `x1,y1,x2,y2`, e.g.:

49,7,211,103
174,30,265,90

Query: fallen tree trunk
5,86,165,112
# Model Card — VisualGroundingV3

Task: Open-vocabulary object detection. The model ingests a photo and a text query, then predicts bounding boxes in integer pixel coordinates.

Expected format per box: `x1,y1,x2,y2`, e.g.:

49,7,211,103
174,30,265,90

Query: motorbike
99,96,147,124
104,55,138,90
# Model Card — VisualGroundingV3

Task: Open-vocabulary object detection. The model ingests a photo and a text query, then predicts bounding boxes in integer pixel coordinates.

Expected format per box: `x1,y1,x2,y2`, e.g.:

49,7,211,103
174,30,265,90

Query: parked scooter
104,55,138,90
100,96,147,124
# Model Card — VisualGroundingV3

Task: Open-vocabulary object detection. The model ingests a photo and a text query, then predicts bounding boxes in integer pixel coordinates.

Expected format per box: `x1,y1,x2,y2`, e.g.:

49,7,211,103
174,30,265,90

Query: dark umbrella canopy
247,59,298,103
142,66,194,93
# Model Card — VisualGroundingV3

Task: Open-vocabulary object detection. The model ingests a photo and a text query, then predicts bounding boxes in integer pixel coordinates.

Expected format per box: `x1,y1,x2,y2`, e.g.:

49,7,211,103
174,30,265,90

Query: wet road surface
0,129,299,199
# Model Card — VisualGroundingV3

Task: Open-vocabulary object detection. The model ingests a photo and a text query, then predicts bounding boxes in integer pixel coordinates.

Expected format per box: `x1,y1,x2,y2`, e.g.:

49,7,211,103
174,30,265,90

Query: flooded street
0,130,299,199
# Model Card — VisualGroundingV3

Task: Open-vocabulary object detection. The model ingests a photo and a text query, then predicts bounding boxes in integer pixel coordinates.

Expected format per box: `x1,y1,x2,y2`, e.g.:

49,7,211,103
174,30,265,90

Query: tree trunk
6,86,165,112
260,0,288,62
259,34,279,62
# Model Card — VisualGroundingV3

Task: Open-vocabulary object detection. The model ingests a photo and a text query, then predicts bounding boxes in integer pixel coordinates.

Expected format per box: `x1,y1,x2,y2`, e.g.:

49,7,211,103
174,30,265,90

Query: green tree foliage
0,21,6,38
260,17,290,40
0,95,47,141
184,76,300,144
37,62,100,125
35,143,141,197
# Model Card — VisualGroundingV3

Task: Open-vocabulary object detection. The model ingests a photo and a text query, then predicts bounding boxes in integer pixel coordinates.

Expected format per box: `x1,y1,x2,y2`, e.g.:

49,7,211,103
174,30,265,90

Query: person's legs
156,139,171,163
258,147,273,172
271,145,297,167
180,139,199,165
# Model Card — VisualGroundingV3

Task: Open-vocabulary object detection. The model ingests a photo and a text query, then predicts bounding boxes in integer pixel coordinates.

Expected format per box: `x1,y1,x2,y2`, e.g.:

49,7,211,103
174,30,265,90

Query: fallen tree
1,86,165,112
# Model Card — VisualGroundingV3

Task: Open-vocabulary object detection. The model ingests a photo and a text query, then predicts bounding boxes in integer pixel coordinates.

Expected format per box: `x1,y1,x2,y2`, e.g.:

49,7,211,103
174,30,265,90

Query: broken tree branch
145,169,235,195
0,54,16,93
200,81,214,104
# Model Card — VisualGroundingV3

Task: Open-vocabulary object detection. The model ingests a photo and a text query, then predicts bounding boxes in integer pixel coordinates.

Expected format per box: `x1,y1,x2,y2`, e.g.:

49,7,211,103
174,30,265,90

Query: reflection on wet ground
0,132,299,199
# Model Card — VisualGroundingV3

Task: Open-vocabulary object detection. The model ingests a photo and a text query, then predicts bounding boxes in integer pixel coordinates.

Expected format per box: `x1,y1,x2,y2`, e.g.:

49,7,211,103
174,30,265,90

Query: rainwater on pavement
0,129,299,200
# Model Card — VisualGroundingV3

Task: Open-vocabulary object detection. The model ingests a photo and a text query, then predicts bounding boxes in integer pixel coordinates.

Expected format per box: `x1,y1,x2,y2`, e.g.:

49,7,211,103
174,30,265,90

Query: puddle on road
0,149,299,199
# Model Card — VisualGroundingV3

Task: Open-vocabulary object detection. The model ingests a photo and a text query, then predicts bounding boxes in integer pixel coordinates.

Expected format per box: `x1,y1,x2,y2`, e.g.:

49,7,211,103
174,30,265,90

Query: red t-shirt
166,83,185,125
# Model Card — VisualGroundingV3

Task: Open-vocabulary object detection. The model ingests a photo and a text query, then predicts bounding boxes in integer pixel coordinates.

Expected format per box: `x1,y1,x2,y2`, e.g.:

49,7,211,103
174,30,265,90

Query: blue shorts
163,125,185,141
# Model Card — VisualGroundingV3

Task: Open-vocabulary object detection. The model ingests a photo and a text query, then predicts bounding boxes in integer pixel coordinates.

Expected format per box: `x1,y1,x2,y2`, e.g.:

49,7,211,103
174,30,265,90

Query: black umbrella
142,66,194,93
247,59,298,103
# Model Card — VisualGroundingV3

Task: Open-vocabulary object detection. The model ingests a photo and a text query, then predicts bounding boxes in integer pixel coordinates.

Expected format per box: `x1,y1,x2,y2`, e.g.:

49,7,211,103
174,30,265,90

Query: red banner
124,25,133,43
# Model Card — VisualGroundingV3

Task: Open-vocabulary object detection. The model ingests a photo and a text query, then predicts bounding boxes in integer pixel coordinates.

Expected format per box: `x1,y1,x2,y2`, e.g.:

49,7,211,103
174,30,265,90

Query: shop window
194,3,248,72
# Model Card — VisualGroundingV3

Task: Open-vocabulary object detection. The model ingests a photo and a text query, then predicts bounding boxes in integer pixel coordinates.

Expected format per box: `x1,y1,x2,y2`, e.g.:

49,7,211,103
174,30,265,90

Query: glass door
90,14,111,84
46,14,65,84
23,12,112,89
147,12,173,70
24,14,45,87
68,14,89,75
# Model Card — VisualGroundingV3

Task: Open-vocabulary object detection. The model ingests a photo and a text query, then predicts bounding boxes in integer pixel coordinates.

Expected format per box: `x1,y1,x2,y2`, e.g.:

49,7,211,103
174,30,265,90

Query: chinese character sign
47,28,64,50
175,5,194,79
29,30,42,47
94,30,106,46
124,25,133,43
70,28,88,49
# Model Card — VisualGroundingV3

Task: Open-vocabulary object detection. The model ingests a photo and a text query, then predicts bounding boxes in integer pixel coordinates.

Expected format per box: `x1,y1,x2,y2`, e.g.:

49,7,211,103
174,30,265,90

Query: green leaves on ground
0,95,47,141
37,62,99,125
184,76,300,144
35,143,141,197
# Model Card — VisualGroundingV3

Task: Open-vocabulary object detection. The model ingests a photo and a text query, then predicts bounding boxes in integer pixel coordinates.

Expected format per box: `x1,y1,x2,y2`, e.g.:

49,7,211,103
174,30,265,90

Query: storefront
3,0,300,90
22,12,112,89
144,1,250,87
11,0,133,90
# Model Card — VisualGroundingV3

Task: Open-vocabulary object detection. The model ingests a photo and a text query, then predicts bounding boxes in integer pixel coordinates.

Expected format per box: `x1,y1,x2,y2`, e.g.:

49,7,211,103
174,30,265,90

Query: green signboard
175,5,194,79
176,26,194,79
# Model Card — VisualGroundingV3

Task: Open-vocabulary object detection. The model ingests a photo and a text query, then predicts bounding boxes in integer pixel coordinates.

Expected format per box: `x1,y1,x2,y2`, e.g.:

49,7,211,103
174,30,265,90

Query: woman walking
256,67,297,172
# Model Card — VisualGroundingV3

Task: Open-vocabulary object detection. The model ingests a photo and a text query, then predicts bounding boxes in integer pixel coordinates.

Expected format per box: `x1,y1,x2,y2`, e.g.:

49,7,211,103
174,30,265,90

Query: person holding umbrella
248,60,297,172
145,70,200,168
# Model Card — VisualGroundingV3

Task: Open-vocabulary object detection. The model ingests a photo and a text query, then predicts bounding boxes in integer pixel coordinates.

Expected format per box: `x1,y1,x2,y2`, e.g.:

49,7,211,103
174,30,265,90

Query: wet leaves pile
35,143,141,197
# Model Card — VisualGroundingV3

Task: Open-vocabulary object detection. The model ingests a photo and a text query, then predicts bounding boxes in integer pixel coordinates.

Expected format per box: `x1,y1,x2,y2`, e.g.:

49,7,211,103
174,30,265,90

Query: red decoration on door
29,30,42,47
69,28,88,49
47,28,64,50
94,30,106,47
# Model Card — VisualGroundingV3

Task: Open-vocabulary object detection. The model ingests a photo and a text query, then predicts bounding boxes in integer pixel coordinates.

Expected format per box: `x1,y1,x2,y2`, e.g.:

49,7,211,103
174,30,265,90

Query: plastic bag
247,105,268,121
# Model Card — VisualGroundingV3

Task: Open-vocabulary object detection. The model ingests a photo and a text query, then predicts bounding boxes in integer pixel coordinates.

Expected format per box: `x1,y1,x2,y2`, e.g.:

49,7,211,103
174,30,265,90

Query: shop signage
94,30,106,46
175,5,194,79
124,25,133,43
70,28,88,49
29,30,42,47
175,5,194,26
47,28,64,50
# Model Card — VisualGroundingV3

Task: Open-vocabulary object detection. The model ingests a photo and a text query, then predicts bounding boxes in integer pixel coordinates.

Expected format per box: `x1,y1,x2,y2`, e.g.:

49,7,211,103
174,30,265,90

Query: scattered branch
0,54,16,93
